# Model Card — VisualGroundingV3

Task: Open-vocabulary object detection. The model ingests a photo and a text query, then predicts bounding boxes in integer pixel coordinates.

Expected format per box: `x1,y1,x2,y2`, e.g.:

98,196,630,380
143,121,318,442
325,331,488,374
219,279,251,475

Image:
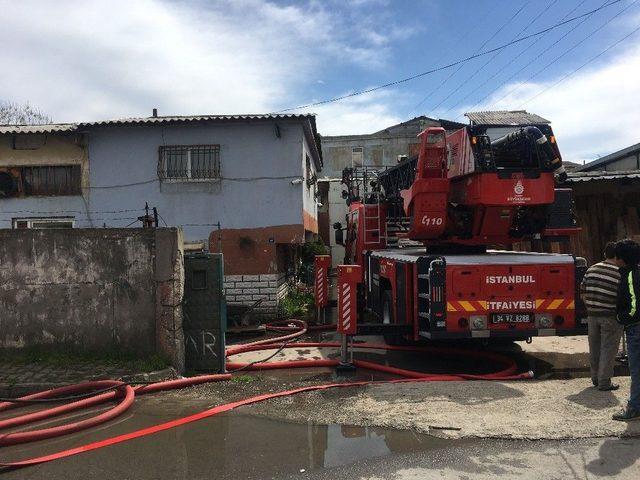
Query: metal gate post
314,255,331,324
336,264,361,373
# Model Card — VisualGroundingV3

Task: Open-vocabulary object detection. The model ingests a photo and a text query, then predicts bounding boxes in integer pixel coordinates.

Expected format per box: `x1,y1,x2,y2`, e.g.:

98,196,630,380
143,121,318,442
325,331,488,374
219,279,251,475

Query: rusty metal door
183,252,226,372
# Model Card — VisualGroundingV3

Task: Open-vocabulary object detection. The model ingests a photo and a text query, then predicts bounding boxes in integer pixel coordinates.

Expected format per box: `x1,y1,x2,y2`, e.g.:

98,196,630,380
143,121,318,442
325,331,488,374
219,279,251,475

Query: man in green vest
614,239,640,421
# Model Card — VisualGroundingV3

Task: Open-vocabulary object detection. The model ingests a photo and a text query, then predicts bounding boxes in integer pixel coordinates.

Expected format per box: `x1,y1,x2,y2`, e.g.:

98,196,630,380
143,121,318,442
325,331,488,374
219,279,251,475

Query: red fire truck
333,117,587,343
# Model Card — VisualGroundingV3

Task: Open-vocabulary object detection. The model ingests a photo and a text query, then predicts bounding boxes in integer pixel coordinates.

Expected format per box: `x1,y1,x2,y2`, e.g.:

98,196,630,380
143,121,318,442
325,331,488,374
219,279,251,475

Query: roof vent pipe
152,108,158,117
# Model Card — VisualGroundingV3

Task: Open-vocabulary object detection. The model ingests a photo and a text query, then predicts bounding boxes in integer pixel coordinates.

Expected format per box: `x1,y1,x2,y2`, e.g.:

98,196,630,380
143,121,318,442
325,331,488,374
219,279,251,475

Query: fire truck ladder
359,167,384,246
363,190,382,246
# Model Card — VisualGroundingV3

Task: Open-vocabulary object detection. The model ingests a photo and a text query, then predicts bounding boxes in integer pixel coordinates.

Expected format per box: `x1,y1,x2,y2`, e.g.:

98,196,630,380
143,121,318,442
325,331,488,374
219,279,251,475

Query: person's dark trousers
588,314,623,387
626,323,640,413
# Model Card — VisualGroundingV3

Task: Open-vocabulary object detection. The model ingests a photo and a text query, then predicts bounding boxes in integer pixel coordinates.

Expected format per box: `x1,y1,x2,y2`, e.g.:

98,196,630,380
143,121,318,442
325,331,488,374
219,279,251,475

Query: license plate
491,313,533,324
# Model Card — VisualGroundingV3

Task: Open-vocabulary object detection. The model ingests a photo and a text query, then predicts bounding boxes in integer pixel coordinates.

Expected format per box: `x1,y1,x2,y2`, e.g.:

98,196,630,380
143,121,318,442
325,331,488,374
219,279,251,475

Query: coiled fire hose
0,319,532,469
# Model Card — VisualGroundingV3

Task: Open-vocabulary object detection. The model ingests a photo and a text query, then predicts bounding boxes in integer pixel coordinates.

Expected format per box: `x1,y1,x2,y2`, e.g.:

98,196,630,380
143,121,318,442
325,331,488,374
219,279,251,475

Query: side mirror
333,222,344,245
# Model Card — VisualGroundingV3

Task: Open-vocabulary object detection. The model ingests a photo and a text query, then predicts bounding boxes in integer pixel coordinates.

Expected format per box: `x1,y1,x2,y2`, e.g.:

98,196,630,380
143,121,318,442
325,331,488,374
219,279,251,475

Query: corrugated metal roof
465,110,550,126
565,170,640,182
79,113,315,128
0,114,315,134
0,123,77,134
575,142,640,171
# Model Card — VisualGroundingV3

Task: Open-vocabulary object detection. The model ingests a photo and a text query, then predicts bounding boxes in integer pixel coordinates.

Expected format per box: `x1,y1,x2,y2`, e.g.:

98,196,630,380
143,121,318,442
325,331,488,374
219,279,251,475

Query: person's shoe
592,378,599,387
598,383,620,391
612,409,640,421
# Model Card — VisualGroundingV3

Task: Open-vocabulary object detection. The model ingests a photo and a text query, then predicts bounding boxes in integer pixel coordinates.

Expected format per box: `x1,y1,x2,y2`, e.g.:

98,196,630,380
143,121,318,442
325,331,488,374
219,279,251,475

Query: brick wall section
224,273,289,319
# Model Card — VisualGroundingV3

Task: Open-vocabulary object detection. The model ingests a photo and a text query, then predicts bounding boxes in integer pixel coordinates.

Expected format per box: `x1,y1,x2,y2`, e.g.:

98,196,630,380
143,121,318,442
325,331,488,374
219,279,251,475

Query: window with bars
158,145,221,181
22,165,81,196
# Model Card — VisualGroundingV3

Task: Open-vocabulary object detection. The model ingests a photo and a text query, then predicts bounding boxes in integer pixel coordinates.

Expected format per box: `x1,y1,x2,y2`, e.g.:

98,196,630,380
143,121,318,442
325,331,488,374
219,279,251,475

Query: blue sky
1,0,639,162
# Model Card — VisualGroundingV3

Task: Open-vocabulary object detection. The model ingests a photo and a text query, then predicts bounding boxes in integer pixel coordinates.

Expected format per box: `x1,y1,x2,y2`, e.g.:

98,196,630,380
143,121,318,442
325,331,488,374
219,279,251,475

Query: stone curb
0,367,177,398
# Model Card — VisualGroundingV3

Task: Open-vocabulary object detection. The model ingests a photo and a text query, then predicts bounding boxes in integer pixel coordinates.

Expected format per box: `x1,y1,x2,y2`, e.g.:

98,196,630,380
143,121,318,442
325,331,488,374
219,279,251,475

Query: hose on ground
0,319,532,469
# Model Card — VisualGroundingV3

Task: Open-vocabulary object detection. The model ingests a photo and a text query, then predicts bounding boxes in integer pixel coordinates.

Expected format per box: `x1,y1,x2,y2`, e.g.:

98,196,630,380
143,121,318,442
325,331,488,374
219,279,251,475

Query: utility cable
518,22,640,107
400,2,527,115
0,208,144,215
459,0,632,118
157,212,168,227
272,0,622,113
404,3,511,117
226,338,296,373
74,175,303,190
442,0,589,117
428,0,557,115
412,1,529,115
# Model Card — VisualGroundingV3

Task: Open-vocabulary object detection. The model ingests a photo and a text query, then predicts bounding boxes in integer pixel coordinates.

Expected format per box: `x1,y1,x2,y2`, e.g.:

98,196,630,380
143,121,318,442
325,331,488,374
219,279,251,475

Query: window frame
158,144,221,183
351,146,364,167
12,216,75,229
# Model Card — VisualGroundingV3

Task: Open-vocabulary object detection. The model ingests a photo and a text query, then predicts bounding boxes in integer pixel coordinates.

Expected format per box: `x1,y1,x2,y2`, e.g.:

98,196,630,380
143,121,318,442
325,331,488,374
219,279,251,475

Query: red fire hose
0,320,531,469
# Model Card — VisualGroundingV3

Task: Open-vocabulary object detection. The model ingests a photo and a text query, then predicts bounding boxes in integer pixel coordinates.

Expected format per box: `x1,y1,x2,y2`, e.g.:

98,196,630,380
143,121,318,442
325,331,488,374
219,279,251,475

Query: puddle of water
0,398,461,480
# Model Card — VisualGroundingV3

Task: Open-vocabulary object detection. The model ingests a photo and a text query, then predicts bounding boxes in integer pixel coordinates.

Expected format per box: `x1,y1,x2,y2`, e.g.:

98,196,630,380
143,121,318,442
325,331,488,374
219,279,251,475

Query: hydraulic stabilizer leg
336,265,361,374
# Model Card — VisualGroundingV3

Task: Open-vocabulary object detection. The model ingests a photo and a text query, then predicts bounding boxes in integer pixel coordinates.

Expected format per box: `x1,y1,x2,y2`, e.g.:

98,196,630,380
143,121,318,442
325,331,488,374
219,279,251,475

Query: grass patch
0,347,169,372
231,375,254,383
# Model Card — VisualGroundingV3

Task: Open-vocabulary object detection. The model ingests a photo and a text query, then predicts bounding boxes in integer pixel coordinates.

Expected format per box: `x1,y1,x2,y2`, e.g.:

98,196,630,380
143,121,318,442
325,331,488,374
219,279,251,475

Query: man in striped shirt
581,242,623,391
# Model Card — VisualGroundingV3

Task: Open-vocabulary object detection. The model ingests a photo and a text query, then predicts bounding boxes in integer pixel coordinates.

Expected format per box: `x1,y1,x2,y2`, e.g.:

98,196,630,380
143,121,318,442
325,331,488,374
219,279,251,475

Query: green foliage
297,238,328,284
231,375,254,383
279,285,315,319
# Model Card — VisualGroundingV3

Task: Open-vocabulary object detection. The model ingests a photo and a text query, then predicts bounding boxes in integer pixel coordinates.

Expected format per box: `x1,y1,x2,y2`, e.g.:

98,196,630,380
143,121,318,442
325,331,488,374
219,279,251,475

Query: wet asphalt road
3,403,639,479
1,333,637,479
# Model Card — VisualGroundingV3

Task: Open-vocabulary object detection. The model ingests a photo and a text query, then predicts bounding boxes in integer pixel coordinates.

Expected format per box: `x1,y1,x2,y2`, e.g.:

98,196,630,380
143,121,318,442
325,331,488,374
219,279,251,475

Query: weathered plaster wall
0,228,184,368
0,121,311,241
0,132,90,193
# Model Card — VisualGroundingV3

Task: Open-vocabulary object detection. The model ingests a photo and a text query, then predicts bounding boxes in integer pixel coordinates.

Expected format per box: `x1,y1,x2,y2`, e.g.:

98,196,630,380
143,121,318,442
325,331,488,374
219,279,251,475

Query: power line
222,175,300,181
87,179,158,189
456,0,628,119
272,0,622,113
403,5,496,113
479,0,637,113
428,0,557,115
181,223,222,227
409,1,529,116
0,216,140,222
157,212,168,227
79,175,304,190
0,208,144,215
442,0,589,117
518,22,640,107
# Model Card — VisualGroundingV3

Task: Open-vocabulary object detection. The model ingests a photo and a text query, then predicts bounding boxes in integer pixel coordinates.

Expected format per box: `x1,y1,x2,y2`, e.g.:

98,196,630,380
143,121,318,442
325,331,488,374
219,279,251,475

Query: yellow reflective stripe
566,300,575,310
447,302,457,312
458,301,476,312
547,299,564,310
535,299,545,309
478,301,487,309
629,271,636,317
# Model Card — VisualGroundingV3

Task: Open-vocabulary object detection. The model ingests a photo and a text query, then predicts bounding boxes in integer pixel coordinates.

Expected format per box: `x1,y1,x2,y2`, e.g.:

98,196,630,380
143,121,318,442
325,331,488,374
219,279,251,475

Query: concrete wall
0,228,184,369
601,153,640,171
321,134,423,177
